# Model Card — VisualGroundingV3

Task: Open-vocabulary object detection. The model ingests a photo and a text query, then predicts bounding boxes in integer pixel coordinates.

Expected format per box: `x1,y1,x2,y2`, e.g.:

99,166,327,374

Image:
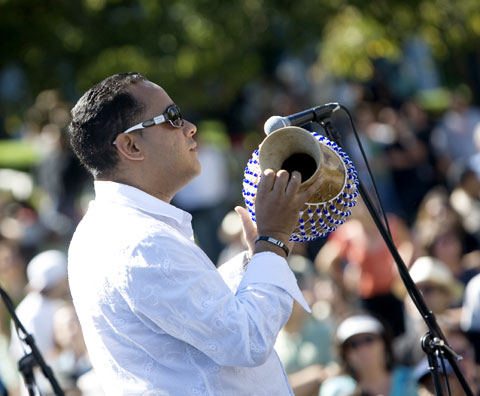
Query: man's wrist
255,236,290,257
254,241,288,258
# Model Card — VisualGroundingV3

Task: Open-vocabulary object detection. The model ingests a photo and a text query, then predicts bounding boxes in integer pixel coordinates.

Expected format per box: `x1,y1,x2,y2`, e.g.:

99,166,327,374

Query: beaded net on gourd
242,131,359,242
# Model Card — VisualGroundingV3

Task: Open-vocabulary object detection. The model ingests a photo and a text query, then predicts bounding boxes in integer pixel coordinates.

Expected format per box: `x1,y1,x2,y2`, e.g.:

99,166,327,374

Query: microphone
264,103,340,135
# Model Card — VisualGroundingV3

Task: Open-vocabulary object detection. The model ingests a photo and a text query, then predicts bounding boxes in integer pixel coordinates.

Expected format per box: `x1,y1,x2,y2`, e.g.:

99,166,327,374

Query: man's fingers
235,206,256,234
234,206,257,245
272,170,290,194
285,171,302,197
257,169,275,196
235,206,258,258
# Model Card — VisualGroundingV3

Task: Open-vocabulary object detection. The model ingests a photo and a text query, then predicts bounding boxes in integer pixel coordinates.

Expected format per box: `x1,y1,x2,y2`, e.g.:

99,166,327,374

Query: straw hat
409,256,464,301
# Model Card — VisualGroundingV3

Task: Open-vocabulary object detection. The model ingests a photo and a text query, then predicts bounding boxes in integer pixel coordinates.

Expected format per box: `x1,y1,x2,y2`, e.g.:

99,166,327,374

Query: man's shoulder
70,201,189,261
74,200,176,238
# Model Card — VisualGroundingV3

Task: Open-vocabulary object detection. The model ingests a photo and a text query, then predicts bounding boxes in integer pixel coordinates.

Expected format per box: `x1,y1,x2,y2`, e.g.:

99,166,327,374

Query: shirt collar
93,181,191,225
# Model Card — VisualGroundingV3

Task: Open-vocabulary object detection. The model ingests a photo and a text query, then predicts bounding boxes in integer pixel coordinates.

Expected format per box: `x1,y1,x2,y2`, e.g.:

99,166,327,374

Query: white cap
409,256,463,300
336,314,384,344
27,250,68,292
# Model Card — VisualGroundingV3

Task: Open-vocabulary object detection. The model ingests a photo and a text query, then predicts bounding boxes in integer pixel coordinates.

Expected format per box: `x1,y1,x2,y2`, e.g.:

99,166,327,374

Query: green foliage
0,139,40,169
0,0,479,123
319,6,401,80
316,0,480,81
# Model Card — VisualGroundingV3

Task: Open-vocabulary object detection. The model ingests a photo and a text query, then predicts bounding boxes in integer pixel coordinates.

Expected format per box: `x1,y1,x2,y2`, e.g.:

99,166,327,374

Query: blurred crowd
1,77,480,396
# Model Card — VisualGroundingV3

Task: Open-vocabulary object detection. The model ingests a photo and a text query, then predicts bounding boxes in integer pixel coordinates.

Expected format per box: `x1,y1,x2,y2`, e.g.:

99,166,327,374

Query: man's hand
236,169,322,258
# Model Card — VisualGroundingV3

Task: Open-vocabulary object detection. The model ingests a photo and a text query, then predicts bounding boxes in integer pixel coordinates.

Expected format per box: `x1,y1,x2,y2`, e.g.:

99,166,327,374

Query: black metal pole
422,333,445,396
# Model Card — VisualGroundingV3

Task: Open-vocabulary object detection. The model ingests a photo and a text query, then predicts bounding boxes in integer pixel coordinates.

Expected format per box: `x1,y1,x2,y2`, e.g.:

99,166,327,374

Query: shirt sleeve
217,250,249,293
119,234,307,367
239,252,310,312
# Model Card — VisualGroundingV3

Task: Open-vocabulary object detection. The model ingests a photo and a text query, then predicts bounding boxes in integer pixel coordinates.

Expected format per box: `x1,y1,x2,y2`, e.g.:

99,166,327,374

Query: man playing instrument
67,72,321,395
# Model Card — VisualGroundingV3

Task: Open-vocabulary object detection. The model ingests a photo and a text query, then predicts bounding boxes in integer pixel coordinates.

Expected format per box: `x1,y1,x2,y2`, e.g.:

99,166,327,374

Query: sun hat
409,256,464,301
27,250,68,292
336,314,384,344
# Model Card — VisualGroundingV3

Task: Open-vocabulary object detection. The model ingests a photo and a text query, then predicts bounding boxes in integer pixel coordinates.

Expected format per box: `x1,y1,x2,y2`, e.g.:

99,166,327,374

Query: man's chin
193,161,202,177
183,163,202,185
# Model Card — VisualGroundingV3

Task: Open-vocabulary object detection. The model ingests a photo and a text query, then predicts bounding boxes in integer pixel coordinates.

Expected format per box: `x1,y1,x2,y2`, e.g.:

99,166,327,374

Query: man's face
129,80,201,191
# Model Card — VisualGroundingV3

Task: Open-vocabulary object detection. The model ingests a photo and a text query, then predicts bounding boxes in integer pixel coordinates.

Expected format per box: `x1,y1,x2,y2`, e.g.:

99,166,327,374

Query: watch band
255,236,290,256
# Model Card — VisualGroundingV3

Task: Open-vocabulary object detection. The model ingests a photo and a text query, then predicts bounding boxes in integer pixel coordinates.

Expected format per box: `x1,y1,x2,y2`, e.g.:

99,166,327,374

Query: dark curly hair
68,72,146,178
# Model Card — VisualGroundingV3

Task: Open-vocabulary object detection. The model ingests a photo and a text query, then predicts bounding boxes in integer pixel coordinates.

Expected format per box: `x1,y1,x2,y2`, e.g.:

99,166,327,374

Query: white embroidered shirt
68,181,310,395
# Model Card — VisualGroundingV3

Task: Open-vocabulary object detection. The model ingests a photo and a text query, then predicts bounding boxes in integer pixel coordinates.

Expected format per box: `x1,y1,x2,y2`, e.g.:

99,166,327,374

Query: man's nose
183,120,197,137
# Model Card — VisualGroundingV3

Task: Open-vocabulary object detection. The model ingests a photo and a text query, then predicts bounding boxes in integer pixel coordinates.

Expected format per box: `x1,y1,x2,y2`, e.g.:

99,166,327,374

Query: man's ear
114,133,145,161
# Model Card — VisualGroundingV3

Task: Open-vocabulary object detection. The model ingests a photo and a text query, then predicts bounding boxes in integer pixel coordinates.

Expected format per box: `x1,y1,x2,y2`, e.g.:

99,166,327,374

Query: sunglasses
418,284,448,295
345,334,379,350
113,104,184,145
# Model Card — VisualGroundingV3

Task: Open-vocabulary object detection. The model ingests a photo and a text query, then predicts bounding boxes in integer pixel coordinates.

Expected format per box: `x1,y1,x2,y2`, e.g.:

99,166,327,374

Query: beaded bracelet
255,236,290,256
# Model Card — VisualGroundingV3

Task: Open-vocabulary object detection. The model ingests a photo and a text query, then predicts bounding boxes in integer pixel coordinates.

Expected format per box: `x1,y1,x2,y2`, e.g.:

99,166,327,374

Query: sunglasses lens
167,106,184,127
348,335,377,349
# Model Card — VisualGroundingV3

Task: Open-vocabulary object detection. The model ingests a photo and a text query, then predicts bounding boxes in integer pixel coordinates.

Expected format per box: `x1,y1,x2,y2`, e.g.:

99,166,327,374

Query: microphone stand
0,286,65,396
318,116,474,396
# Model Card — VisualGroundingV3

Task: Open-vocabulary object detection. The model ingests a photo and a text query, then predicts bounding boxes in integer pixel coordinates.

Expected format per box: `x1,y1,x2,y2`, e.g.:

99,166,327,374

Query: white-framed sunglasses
112,104,184,145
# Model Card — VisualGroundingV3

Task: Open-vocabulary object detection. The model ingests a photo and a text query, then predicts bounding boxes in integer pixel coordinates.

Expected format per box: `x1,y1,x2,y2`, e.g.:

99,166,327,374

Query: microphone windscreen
264,116,291,135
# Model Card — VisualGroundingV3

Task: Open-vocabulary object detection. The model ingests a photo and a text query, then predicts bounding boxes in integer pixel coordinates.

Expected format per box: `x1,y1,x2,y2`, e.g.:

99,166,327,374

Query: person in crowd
424,224,479,287
414,358,465,396
394,256,464,367
0,240,26,395
9,249,70,394
413,324,478,396
318,313,418,396
448,160,480,249
378,105,434,224
430,85,480,179
50,302,97,395
442,324,479,395
30,89,91,235
343,102,401,214
275,246,334,396
9,250,69,358
67,72,323,395
0,241,27,305
413,186,480,284
412,186,460,257
400,100,436,185
216,210,248,267
314,199,413,338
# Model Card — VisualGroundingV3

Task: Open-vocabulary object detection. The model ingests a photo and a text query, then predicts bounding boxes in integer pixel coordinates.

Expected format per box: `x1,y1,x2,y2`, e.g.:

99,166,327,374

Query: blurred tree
317,0,480,92
0,0,479,136
0,1,329,121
